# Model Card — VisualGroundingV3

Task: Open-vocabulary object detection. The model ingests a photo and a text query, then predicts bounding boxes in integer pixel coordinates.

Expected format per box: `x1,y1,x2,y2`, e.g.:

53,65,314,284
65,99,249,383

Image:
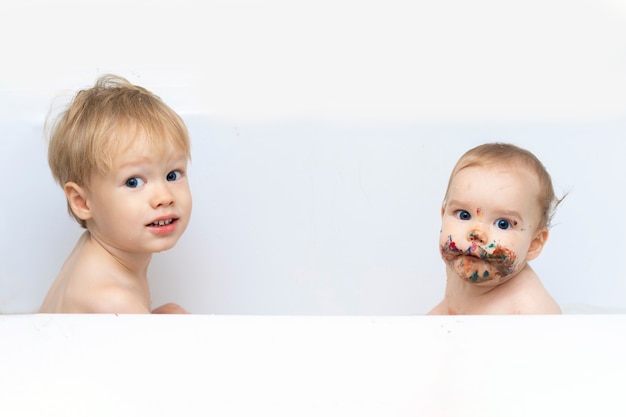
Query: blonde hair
443,142,563,229
47,74,191,228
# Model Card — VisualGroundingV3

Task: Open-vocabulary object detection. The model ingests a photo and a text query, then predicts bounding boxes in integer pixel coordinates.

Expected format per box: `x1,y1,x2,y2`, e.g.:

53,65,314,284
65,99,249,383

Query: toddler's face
439,164,544,286
84,135,192,254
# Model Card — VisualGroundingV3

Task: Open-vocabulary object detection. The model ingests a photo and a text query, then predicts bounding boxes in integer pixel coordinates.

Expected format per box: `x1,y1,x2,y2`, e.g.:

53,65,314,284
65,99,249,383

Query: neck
85,231,152,278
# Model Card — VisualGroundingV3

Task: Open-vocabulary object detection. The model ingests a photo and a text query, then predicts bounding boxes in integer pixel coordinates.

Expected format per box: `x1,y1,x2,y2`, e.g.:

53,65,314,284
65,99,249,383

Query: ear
526,228,549,261
64,182,93,222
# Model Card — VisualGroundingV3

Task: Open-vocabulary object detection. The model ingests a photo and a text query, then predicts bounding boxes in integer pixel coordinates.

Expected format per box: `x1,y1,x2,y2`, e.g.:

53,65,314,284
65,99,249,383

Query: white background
1,0,625,314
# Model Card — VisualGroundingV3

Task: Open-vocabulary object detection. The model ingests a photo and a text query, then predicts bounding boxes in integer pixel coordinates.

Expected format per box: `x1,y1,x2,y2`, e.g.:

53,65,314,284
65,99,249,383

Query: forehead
448,164,541,211
112,137,186,168
112,122,187,155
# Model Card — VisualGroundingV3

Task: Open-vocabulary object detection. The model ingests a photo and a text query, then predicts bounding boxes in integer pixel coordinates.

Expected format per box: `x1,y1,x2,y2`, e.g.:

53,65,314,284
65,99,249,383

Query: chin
448,258,495,285
460,271,494,284
454,274,496,287
150,239,179,253
458,269,516,287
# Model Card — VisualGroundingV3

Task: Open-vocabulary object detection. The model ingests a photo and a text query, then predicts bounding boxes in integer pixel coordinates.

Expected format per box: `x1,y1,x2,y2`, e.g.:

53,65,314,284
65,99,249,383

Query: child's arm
151,303,190,314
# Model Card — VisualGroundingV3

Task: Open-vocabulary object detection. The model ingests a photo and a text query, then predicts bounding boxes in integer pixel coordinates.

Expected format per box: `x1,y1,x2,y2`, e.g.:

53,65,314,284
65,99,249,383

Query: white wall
1,0,625,314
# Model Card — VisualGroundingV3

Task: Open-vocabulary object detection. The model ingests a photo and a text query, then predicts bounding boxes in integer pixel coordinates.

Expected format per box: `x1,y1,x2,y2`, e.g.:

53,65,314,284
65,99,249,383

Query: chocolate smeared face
439,164,546,286
440,236,517,283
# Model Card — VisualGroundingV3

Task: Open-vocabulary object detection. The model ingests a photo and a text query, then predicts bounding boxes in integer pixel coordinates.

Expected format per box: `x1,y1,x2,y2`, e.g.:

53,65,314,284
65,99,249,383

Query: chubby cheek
180,193,193,217
439,226,455,250
439,233,461,260
175,185,193,213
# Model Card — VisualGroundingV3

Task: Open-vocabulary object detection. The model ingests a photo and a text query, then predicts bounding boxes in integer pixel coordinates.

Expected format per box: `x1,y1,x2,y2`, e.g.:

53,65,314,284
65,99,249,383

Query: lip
456,253,492,266
452,246,517,277
145,215,180,235
441,242,493,264
145,215,179,227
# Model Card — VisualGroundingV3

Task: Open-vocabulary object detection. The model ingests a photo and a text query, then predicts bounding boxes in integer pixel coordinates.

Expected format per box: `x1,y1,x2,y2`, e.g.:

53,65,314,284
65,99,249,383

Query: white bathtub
1,314,624,417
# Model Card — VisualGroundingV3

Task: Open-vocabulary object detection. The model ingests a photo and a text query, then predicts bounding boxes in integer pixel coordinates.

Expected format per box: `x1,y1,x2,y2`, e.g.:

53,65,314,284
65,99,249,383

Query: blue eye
125,177,144,188
456,210,471,221
496,219,510,230
166,170,181,181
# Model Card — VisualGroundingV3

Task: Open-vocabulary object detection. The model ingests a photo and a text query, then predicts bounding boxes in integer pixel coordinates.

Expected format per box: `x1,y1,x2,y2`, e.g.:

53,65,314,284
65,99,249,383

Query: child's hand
151,302,189,314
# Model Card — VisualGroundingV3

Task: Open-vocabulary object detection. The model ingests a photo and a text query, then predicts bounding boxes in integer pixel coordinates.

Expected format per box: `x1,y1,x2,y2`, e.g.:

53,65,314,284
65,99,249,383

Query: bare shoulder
41,280,151,314
427,300,448,315
41,283,147,314
63,284,150,313
516,288,561,314
40,233,152,313
508,271,561,314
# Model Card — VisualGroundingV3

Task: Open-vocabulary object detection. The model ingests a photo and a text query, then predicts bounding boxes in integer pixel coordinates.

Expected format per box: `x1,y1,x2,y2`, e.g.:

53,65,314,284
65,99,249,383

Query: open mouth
147,218,176,227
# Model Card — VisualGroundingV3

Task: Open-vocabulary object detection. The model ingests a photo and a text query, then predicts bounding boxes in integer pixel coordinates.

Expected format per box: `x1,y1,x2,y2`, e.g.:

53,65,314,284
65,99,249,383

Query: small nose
151,182,174,208
467,225,487,244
